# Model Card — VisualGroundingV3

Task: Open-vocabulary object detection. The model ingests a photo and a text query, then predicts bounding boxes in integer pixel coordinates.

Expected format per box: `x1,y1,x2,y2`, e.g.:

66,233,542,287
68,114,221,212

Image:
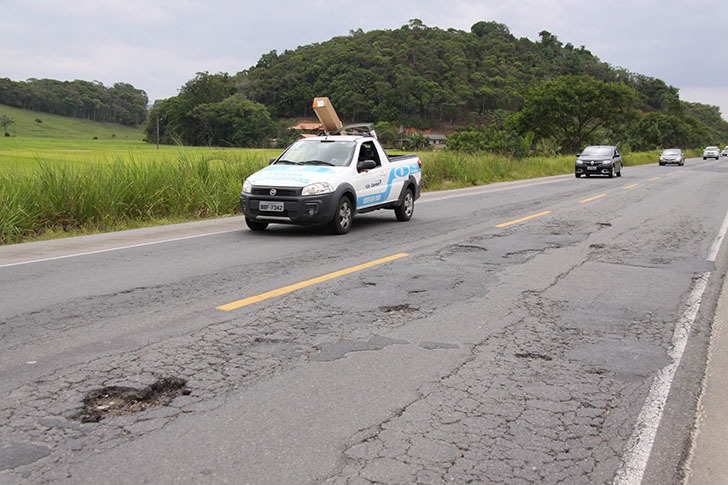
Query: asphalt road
1,157,728,484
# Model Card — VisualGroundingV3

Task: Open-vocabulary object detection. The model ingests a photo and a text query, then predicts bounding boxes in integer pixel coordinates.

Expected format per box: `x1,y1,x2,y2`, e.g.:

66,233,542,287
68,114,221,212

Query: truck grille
251,187,301,197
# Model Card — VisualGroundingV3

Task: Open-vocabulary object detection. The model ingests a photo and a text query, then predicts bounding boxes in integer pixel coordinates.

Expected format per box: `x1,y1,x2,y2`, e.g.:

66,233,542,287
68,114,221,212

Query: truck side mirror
357,160,377,172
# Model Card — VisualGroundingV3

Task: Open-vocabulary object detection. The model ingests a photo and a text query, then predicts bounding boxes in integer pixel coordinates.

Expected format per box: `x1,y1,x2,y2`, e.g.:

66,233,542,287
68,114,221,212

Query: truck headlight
302,182,334,196
242,179,252,194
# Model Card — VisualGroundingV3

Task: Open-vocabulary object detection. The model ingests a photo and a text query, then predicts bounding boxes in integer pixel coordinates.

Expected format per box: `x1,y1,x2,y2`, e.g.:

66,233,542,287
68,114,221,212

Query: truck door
355,141,389,208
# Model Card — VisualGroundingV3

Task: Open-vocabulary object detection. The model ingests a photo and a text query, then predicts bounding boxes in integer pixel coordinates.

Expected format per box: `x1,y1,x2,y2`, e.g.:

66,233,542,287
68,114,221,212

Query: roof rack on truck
328,123,376,137
312,97,377,138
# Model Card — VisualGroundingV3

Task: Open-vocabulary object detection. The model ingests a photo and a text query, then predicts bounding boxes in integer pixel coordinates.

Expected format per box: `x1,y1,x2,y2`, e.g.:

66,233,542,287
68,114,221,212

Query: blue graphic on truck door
357,163,418,207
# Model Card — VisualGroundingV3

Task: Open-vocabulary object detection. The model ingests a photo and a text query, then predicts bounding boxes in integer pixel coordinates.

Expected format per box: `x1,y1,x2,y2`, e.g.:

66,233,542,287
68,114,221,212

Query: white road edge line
614,208,728,484
0,229,242,269
613,272,708,485
707,209,728,262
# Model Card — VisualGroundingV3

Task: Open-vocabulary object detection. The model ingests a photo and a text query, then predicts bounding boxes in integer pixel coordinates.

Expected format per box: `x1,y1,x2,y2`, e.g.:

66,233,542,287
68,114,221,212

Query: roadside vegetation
1,135,676,245
0,138,277,244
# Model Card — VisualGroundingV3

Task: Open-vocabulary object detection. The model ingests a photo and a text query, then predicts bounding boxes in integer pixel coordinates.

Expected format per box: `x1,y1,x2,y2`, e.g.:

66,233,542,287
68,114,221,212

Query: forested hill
147,19,728,152
0,78,148,126
242,20,644,123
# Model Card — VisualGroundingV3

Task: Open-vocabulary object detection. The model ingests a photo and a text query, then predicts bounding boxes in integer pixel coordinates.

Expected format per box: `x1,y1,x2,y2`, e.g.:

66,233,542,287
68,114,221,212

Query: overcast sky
2,0,727,121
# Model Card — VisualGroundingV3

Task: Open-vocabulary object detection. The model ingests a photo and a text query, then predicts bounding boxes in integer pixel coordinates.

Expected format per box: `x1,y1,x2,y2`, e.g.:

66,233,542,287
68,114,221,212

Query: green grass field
0,104,143,140
0,104,671,245
0,136,278,172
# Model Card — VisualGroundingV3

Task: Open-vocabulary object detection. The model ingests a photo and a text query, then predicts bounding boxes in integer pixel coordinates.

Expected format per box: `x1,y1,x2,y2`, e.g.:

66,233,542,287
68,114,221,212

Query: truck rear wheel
395,188,415,221
328,196,353,234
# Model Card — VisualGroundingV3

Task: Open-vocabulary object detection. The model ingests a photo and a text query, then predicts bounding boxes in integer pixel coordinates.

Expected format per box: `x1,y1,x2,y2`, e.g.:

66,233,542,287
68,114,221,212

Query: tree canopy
144,20,727,151
147,73,278,147
0,78,148,126
0,114,15,136
513,75,637,153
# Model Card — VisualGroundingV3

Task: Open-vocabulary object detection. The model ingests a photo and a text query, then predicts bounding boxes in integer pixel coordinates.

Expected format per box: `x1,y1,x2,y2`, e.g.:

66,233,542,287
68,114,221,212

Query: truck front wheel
328,196,353,234
395,188,415,221
246,219,268,231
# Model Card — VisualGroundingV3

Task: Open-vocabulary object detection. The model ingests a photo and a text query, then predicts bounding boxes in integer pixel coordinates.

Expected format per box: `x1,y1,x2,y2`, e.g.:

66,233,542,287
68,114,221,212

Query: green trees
228,21,727,152
191,94,278,147
632,113,702,150
513,75,637,153
145,73,278,147
0,78,148,126
0,114,14,136
141,20,728,151
236,20,545,125
108,83,149,126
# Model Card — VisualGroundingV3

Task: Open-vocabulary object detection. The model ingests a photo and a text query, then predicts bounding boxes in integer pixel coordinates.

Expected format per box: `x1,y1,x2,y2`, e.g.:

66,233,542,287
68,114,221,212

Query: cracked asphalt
1,165,727,484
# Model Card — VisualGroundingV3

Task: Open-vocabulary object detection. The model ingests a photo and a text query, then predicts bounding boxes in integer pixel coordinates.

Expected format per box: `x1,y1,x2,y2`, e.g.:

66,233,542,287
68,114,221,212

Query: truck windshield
276,139,355,167
581,147,613,157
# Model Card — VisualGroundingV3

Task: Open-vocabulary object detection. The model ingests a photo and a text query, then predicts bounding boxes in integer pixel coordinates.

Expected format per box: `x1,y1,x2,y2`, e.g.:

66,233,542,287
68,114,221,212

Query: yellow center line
579,193,607,204
216,253,410,311
495,210,552,228
648,177,661,181
623,183,639,190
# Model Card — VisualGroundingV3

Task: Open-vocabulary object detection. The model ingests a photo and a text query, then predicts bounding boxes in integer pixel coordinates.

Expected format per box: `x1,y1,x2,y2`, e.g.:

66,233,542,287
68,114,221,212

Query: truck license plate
259,201,284,212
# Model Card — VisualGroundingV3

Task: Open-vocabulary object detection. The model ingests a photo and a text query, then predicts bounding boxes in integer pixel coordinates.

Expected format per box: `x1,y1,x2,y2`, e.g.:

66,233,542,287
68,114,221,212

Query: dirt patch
74,377,189,423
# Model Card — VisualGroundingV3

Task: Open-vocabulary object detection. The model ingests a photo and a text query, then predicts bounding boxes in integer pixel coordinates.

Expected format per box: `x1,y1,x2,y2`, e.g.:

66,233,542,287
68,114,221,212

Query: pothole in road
380,304,417,313
73,377,190,423
515,352,552,361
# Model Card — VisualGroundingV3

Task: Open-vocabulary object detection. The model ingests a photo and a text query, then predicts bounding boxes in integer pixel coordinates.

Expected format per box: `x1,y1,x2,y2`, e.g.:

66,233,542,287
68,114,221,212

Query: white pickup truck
240,131,422,234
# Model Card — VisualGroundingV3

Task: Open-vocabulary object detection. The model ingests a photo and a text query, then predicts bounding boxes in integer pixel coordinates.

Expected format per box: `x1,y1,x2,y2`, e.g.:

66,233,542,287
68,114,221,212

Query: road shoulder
684,270,728,483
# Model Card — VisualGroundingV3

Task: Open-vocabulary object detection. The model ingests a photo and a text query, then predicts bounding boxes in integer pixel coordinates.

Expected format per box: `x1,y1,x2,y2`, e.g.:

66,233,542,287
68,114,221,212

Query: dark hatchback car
575,145,623,178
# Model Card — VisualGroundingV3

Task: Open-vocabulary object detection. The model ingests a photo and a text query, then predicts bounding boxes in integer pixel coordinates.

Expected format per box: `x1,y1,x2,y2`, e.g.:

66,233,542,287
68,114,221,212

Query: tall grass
419,151,575,191
419,149,673,191
1,141,667,245
0,150,270,244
